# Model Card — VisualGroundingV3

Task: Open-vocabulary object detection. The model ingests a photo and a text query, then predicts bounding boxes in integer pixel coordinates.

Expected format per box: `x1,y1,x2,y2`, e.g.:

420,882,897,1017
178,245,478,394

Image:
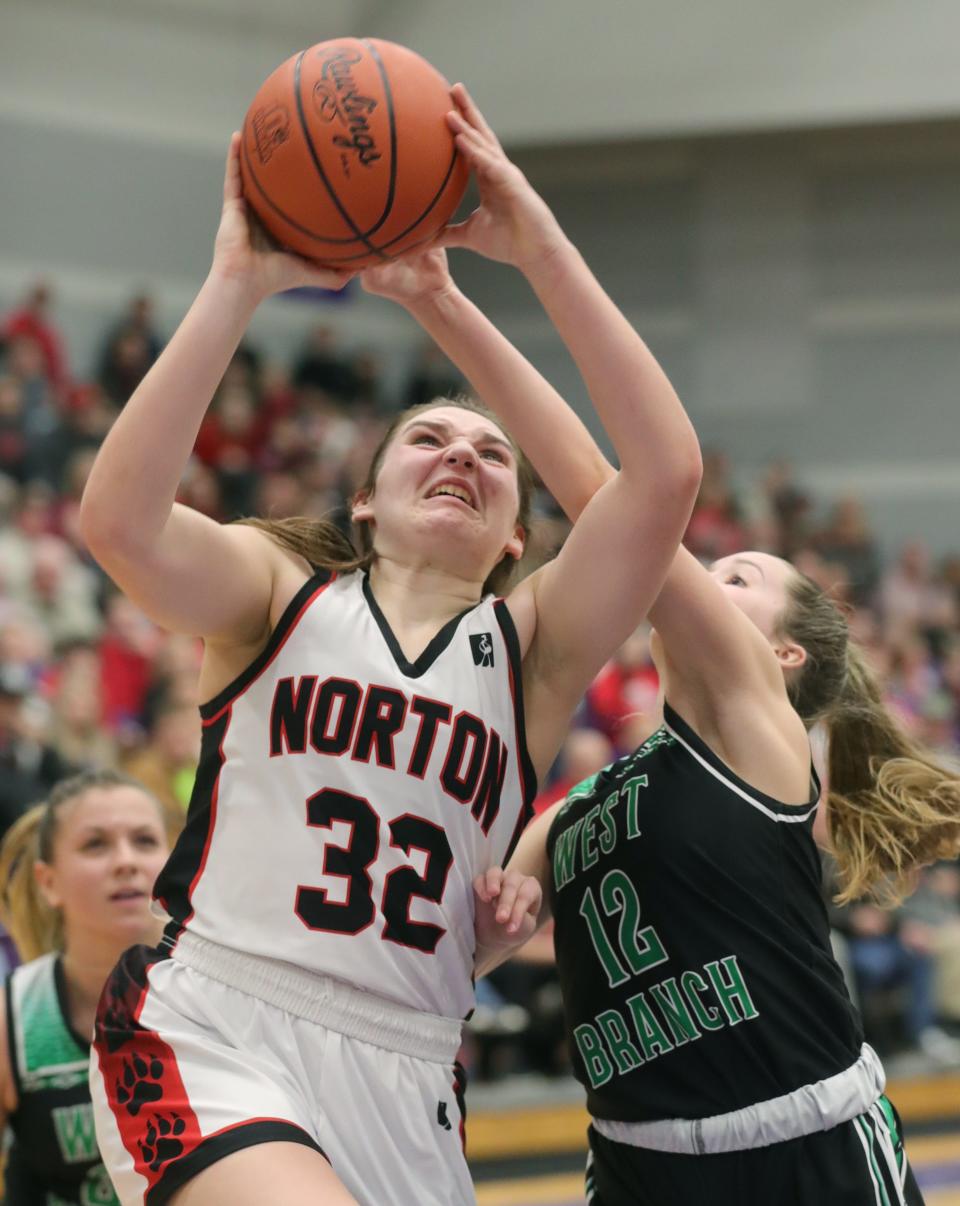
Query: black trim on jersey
147,1119,326,1205
493,598,538,808
159,918,183,953
4,970,21,1103
53,955,90,1052
362,571,480,679
494,599,538,865
198,569,333,721
663,700,821,818
153,706,232,925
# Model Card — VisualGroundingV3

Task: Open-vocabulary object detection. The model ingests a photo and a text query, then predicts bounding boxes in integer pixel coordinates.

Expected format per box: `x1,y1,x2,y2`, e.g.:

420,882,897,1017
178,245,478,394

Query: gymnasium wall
3,0,960,553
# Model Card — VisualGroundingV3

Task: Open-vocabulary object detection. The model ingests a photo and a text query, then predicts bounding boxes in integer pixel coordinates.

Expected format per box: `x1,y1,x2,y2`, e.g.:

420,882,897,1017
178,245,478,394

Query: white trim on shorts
168,929,462,1064
593,1042,885,1154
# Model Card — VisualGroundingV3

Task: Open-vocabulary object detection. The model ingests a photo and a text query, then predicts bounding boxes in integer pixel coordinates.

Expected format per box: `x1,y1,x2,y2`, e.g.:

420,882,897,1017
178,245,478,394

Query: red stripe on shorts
95,950,204,1198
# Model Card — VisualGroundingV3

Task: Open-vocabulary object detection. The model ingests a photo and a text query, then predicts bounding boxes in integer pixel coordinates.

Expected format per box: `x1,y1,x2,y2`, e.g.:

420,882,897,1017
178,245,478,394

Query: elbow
78,490,137,566
682,437,704,503
663,429,703,511
649,430,702,526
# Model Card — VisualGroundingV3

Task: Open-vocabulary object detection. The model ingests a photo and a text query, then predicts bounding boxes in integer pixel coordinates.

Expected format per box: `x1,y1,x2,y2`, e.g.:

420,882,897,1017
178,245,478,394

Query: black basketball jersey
4,954,118,1205
546,703,862,1124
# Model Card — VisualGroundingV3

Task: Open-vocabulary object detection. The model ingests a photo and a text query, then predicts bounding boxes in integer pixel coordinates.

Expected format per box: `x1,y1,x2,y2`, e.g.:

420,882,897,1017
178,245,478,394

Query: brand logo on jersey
470,632,494,667
437,1101,452,1130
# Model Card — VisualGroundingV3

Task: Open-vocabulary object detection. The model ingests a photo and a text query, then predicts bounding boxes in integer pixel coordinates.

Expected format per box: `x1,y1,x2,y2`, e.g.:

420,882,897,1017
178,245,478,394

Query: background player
80,85,702,1205
0,770,168,1205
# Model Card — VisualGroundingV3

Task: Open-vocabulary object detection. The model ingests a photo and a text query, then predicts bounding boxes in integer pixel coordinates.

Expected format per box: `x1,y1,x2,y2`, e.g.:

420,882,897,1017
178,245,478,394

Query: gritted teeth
428,483,476,508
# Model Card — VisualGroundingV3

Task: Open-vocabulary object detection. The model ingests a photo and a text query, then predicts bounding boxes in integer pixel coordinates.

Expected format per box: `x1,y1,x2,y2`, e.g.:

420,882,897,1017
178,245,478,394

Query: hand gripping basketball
360,245,455,308
211,133,354,301
239,39,468,268
437,84,568,274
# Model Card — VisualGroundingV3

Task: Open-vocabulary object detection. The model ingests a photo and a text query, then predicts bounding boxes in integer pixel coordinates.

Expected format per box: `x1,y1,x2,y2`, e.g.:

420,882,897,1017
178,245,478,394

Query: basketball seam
292,48,388,261
241,135,370,245
301,147,464,263
243,42,465,263
357,38,399,242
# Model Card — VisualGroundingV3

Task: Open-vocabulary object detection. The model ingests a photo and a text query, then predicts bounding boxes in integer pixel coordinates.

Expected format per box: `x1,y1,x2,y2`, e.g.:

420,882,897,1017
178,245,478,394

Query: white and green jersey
5,954,117,1205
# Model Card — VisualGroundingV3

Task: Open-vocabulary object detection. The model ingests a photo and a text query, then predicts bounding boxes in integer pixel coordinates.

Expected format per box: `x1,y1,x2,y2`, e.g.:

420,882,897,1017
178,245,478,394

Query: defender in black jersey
544,712,923,1205
485,534,960,1199
0,771,168,1206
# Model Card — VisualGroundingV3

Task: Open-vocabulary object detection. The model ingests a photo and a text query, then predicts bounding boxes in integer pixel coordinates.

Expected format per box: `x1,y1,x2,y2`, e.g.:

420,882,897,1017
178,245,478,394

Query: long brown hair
242,397,536,597
0,769,159,962
779,574,960,905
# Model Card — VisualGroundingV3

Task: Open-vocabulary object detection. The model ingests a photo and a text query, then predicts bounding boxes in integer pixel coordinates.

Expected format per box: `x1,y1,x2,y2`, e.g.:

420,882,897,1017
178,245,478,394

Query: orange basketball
239,38,468,269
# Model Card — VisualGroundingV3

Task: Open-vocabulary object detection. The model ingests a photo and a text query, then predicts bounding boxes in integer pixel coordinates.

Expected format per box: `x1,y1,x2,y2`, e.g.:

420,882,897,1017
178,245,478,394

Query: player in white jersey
81,85,703,1206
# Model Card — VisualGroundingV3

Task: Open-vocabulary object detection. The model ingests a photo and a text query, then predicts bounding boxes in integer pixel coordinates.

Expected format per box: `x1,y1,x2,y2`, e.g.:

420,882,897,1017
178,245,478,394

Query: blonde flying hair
780,574,960,906
0,769,156,963
242,397,536,598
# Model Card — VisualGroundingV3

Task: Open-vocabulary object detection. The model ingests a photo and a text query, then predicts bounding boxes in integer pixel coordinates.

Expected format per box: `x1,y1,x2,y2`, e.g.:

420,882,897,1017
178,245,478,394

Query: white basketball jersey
154,570,536,1019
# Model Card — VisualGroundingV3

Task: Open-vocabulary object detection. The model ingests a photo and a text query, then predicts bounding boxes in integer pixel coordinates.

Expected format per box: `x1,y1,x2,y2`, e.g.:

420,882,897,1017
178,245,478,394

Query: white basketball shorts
89,932,473,1205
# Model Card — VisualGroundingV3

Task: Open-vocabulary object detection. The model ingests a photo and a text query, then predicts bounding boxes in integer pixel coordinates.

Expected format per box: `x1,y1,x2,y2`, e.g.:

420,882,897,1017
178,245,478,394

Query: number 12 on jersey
295,787,453,954
579,869,669,987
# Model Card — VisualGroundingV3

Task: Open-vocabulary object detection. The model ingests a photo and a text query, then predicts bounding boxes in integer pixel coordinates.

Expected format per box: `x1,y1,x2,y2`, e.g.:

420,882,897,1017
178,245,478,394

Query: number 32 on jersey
295,787,453,954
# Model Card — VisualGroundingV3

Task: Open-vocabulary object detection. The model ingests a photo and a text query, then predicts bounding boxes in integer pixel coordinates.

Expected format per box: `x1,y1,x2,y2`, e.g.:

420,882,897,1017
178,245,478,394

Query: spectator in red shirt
1,282,67,390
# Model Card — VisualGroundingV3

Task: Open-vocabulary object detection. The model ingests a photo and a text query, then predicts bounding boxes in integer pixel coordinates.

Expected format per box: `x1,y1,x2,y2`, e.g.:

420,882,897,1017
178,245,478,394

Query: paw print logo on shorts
115,1053,164,1117
99,959,150,1054
139,1113,187,1173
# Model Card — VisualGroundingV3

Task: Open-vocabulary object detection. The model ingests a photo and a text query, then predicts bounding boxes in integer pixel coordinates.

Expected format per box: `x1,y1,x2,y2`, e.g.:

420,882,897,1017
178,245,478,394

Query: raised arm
79,134,351,643
364,87,702,776
438,91,794,731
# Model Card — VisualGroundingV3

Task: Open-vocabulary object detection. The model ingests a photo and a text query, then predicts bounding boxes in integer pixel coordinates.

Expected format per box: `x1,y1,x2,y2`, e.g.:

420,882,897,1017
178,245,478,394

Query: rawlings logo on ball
314,48,382,167
251,104,290,165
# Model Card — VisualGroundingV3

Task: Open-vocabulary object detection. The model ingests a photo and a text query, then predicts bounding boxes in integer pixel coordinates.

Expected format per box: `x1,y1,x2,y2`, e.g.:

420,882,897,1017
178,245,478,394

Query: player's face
356,406,524,576
709,552,798,643
35,786,168,947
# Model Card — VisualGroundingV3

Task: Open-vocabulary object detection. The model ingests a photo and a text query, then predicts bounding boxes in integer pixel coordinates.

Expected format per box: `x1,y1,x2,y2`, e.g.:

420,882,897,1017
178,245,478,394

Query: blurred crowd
1,280,959,1081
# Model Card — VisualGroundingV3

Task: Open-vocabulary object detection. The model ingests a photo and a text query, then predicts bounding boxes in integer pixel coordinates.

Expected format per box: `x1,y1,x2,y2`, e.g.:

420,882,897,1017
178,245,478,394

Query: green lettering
580,886,629,987
598,791,618,854
626,990,674,1061
82,1161,120,1205
567,770,603,802
649,977,701,1046
596,1008,644,1075
53,1103,99,1164
580,804,601,870
600,870,668,977
573,1023,614,1089
621,775,648,839
704,956,759,1025
680,970,724,1031
553,817,584,891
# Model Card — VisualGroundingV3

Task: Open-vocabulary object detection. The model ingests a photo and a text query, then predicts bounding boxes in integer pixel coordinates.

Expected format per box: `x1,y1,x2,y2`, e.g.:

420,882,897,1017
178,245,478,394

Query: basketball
239,38,469,269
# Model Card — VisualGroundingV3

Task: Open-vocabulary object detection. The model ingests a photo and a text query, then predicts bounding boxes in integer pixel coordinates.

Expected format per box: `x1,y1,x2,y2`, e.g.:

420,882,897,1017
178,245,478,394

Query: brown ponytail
241,396,535,598
780,574,960,905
